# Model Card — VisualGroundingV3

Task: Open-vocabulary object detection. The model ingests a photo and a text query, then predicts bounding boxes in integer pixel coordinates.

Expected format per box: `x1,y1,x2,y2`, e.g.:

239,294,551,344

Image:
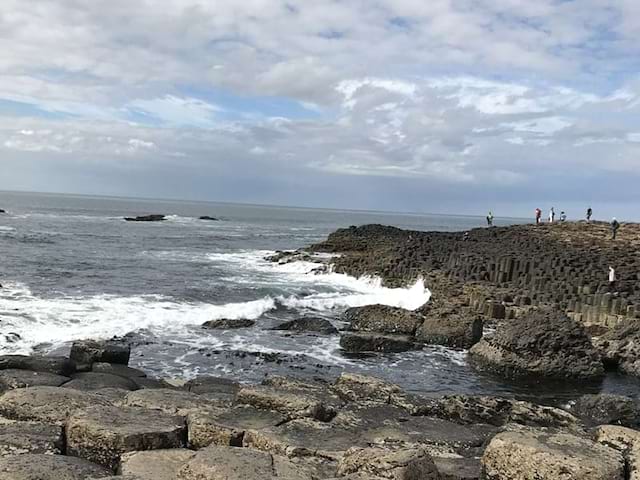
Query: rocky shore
2,337,640,479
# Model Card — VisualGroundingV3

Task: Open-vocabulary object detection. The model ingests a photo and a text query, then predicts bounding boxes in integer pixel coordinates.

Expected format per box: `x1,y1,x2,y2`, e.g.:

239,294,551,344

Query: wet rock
0,386,111,424
120,449,196,480
595,425,640,480
184,376,239,396
0,421,63,455
198,216,219,221
123,214,166,222
343,304,424,335
482,426,625,480
416,311,483,349
340,332,419,353
201,318,256,329
66,405,186,471
469,308,604,380
236,385,336,422
272,317,338,335
124,388,224,415
0,354,76,376
337,446,439,479
62,372,139,391
187,406,285,448
0,369,70,390
177,445,311,480
597,319,640,376
92,362,147,379
0,454,110,479
70,339,131,366
568,394,640,428
433,456,481,480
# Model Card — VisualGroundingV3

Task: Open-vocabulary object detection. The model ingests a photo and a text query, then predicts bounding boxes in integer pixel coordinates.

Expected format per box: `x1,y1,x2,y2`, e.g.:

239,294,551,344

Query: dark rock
0,209,5,214
62,372,139,391
184,376,239,396
340,332,419,353
198,216,219,221
0,355,76,376
596,318,640,376
343,304,424,335
272,317,338,334
567,394,640,428
0,386,112,425
123,214,166,222
66,405,186,471
0,421,63,455
416,311,483,349
201,318,256,329
0,369,70,390
91,362,147,379
0,454,111,479
469,308,604,380
70,339,131,366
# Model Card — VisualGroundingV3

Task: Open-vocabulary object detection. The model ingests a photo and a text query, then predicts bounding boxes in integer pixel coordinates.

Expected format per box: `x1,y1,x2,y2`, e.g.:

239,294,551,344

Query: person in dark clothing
611,217,620,239
535,208,542,225
586,207,593,222
486,211,494,226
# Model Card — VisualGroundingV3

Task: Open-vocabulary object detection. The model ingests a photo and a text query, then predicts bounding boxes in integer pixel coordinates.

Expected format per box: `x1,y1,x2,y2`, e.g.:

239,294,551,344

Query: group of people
534,207,567,224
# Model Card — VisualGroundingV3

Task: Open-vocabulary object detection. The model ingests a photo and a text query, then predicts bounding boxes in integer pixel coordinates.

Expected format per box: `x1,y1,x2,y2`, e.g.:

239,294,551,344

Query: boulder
595,425,640,480
416,312,483,349
568,394,640,428
340,332,418,353
482,426,625,480
596,319,640,376
123,215,166,222
343,304,424,335
0,421,63,455
177,445,311,480
0,386,111,424
70,339,130,366
469,308,604,380
62,372,139,391
272,317,338,335
0,355,76,376
66,405,186,471
0,369,70,390
120,449,196,480
124,388,223,415
0,454,110,479
188,406,285,448
337,446,439,479
235,385,336,422
202,318,256,329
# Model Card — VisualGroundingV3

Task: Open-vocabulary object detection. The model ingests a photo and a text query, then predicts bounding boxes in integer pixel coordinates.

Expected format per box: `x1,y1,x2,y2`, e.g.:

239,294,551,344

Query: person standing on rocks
609,266,616,291
611,217,620,240
586,207,593,222
486,211,494,227
549,207,555,223
535,208,542,225
560,211,567,222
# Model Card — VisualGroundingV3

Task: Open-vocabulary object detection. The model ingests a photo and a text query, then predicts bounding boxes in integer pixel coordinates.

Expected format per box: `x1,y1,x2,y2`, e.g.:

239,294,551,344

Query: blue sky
1,0,640,219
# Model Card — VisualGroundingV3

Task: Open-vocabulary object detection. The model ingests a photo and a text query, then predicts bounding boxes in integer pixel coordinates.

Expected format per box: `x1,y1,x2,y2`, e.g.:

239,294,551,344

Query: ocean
0,191,635,401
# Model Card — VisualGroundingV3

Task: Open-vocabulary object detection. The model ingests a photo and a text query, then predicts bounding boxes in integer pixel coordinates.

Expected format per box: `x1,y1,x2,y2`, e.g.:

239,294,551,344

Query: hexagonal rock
124,388,220,416
235,385,336,421
332,372,404,405
176,445,309,480
482,426,625,480
342,304,424,335
595,425,640,480
62,372,139,391
70,339,130,366
66,405,187,471
416,313,483,349
0,369,70,390
433,457,481,480
120,449,196,480
0,386,112,425
0,454,110,480
0,355,76,376
0,421,63,455
184,376,239,395
337,447,439,479
188,406,285,448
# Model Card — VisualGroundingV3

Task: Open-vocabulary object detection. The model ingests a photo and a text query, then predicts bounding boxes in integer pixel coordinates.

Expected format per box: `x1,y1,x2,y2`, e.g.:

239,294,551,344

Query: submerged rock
198,216,219,221
201,318,256,329
343,304,424,335
272,317,338,335
482,426,624,480
123,214,166,222
340,332,419,353
469,308,604,380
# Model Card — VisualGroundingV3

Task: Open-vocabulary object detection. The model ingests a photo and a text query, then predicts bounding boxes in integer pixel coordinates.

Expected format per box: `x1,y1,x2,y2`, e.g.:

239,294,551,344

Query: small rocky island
2,221,640,479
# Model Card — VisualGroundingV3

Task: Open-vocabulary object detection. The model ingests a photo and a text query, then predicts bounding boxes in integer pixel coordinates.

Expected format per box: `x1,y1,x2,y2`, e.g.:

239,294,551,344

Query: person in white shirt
609,266,616,291
549,207,555,223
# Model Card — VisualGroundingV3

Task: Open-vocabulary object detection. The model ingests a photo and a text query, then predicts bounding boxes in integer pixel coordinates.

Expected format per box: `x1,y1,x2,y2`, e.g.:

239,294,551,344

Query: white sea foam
0,226,15,232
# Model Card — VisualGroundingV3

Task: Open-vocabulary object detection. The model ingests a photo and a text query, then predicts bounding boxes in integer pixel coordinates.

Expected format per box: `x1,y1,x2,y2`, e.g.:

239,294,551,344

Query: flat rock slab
0,454,110,479
332,372,404,404
342,304,424,335
416,313,483,349
70,339,130,366
66,405,186,471
188,406,286,448
482,426,625,480
340,332,419,353
0,369,70,390
568,394,640,428
236,385,336,421
124,388,222,416
184,376,239,396
62,372,139,391
433,457,481,480
177,445,311,480
120,449,196,480
337,446,439,479
0,386,112,424
92,362,147,379
0,421,63,455
0,355,76,376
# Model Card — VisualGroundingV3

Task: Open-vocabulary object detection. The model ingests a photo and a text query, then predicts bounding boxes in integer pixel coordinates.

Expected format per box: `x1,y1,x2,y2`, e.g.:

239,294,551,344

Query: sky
1,1,640,219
